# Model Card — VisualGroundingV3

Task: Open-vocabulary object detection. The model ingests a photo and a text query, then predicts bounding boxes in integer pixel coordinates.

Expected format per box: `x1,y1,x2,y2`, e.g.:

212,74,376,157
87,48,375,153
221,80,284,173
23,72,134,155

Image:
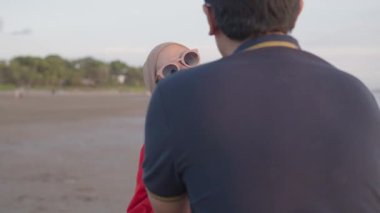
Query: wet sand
0,91,149,213
1,90,379,213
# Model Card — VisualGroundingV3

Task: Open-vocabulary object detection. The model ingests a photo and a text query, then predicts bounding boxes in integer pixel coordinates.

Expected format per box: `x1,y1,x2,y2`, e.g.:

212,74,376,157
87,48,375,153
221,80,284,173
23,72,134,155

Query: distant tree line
0,55,144,88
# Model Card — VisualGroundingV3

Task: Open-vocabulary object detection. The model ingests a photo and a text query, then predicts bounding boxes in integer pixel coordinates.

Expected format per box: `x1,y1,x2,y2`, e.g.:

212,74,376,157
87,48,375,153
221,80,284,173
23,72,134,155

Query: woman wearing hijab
127,42,200,213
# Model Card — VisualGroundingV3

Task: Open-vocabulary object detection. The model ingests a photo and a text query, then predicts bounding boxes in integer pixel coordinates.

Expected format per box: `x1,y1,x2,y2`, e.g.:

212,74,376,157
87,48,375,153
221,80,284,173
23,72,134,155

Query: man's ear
203,4,218,36
298,0,304,17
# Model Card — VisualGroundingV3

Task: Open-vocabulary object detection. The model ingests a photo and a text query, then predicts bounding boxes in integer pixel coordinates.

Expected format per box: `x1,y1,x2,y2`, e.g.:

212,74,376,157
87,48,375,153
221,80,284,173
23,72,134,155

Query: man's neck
216,34,243,57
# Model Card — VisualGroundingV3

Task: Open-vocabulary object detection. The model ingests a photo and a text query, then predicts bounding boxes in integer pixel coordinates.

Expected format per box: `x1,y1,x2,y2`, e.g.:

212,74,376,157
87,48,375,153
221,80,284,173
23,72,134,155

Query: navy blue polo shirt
143,34,380,212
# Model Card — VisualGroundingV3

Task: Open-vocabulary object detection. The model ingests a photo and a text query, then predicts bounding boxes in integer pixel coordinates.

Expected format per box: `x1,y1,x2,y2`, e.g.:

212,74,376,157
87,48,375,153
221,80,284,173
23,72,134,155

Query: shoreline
0,89,148,98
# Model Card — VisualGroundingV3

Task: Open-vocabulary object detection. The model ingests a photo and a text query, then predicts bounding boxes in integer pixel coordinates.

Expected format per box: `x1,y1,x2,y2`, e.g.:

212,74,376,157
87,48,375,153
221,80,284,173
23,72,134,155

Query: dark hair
205,0,301,41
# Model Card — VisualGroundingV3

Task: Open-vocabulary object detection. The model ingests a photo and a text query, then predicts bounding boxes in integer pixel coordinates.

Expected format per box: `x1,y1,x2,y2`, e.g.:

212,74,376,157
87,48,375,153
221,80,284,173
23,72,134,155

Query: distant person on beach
127,42,200,213
13,87,25,99
143,0,380,212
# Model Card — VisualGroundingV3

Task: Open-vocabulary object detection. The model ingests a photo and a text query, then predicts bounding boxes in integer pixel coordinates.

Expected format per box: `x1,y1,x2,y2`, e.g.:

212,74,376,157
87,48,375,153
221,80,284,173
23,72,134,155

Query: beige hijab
143,42,190,93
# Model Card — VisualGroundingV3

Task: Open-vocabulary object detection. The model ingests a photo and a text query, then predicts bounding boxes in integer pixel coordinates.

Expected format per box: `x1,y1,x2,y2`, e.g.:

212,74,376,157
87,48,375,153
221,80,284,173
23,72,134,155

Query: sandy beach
0,91,149,213
1,90,379,213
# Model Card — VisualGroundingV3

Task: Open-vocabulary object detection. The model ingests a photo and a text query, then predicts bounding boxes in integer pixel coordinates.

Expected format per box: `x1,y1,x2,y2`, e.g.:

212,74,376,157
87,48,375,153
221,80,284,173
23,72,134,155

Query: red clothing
127,145,153,213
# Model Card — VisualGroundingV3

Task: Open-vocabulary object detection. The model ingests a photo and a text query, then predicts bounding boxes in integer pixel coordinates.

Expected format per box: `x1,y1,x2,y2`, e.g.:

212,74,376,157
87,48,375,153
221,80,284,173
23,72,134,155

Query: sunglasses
155,49,200,82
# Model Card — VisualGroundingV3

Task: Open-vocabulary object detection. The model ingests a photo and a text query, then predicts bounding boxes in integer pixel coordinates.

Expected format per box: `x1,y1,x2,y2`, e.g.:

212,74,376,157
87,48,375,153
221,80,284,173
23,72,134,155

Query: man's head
203,0,303,55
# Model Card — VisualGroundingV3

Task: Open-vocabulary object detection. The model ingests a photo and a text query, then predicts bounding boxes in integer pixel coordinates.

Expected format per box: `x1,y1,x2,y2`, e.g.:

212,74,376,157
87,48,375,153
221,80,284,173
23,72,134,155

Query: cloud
130,9,142,16
104,47,147,55
307,46,380,58
10,28,32,36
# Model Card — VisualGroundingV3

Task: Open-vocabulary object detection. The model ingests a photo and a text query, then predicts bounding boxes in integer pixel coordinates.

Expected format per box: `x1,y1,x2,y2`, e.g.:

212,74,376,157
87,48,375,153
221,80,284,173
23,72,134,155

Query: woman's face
143,42,200,94
155,44,199,81
155,45,190,73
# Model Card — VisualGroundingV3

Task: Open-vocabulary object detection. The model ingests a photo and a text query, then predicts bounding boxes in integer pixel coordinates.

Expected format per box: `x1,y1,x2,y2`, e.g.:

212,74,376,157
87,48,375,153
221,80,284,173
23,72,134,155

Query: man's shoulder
156,48,371,98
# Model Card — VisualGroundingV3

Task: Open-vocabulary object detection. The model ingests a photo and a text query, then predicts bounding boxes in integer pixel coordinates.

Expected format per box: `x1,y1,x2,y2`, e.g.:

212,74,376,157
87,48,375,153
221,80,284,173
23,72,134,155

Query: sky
0,0,379,89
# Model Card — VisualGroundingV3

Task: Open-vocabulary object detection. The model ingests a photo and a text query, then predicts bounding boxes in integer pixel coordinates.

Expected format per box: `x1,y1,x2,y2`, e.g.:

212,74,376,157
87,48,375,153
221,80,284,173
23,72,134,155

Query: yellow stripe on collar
245,41,299,52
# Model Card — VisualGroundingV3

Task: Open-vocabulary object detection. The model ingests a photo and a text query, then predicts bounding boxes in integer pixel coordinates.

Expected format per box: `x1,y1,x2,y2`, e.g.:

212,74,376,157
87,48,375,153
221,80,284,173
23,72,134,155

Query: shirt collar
234,34,300,54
